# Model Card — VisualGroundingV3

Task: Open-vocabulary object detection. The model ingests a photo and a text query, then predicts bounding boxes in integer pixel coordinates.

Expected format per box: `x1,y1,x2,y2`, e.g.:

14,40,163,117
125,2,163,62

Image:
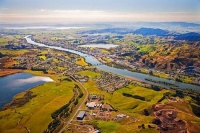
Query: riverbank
124,75,142,82
0,69,23,77
103,60,200,87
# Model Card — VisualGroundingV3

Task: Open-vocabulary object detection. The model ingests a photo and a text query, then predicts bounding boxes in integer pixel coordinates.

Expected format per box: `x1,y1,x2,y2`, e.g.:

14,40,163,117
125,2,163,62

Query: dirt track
0,69,23,77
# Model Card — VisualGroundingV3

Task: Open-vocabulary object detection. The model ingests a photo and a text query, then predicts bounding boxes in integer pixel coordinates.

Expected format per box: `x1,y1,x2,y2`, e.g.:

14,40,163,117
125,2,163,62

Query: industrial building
77,111,86,120
86,102,96,109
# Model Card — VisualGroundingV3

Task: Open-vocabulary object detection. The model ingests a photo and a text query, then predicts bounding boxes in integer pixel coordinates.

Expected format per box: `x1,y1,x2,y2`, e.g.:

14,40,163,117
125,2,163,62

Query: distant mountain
79,27,170,35
159,22,200,27
137,22,200,28
175,32,200,41
133,28,169,36
79,28,135,34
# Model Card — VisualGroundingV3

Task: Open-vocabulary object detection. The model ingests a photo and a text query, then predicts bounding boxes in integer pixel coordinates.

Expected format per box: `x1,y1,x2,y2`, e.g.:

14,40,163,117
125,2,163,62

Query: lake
79,44,119,49
0,73,53,108
25,35,200,91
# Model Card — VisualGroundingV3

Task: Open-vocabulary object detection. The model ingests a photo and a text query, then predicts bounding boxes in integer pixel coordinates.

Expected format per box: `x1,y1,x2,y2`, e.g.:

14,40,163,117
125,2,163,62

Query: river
79,44,118,49
24,35,200,90
0,73,53,108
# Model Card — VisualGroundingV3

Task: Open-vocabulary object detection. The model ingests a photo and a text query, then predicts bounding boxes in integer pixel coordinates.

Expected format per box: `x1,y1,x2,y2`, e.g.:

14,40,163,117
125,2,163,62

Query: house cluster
73,74,89,82
13,49,84,75
14,55,44,69
94,71,130,93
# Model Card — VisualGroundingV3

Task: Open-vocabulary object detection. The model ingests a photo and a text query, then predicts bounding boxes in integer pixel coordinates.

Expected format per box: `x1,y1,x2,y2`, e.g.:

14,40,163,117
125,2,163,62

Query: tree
175,90,184,98
0,52,3,58
149,70,153,76
141,124,145,129
74,99,78,105
143,109,149,116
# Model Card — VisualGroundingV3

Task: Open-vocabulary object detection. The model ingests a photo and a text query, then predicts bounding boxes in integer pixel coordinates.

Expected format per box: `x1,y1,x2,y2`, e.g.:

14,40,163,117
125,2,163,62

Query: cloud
38,9,105,15
39,9,46,12
5,76,54,89
0,10,199,23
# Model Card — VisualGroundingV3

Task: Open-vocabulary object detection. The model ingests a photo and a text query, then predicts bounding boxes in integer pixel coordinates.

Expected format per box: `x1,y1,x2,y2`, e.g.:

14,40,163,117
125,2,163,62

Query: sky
0,0,199,24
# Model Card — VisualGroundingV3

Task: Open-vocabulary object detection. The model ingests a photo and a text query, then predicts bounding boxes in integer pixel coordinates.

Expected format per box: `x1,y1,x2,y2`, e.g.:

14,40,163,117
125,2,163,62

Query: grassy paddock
0,70,75,133
97,120,120,133
78,70,101,78
76,57,88,66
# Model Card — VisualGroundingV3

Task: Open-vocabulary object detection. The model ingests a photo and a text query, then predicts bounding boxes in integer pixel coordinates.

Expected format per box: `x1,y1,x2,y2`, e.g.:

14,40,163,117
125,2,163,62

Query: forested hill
79,27,169,35
133,28,169,36
175,32,200,41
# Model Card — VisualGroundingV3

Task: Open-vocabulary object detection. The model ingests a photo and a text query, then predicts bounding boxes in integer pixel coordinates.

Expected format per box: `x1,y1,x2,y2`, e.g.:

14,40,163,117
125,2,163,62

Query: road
59,75,89,133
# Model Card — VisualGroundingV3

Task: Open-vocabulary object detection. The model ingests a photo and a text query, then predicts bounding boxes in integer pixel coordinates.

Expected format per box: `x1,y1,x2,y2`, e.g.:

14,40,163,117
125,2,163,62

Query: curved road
59,75,89,133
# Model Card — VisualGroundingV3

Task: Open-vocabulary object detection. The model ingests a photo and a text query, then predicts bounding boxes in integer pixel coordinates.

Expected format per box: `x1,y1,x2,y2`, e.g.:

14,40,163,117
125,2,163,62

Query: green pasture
0,71,75,133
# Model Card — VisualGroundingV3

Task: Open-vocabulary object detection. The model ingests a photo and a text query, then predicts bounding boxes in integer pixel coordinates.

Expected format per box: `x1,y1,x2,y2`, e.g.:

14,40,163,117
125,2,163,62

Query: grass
0,38,8,46
76,58,88,66
101,49,110,54
50,37,65,41
53,58,59,63
102,57,112,63
110,85,168,114
78,70,101,78
0,70,75,133
39,55,46,60
97,120,120,133
82,79,112,103
153,71,168,79
178,112,200,123
0,49,28,55
14,35,23,39
40,50,48,55
138,45,156,54
115,122,159,133
58,66,66,71
179,75,193,84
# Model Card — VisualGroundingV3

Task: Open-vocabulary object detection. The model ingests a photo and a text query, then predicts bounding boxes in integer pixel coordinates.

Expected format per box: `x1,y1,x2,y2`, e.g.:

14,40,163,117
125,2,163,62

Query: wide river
0,73,53,108
25,35,200,90
79,44,118,49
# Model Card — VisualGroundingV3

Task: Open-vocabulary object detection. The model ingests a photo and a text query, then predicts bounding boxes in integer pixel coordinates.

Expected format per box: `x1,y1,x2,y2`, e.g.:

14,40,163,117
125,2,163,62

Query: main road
58,75,89,133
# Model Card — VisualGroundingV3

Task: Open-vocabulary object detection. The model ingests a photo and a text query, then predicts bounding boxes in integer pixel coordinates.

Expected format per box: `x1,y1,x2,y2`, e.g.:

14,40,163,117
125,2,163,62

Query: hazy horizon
0,0,199,23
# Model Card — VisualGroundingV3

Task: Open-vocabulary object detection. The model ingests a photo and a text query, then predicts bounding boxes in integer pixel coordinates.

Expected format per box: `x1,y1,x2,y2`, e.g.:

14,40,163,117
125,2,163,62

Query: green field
78,70,101,78
97,120,120,133
110,85,168,114
0,70,75,133
76,57,88,66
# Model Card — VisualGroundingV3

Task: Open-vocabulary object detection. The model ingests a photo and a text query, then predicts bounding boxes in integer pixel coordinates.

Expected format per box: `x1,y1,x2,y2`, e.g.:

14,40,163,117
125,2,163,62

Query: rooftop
77,111,86,118
86,102,96,108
